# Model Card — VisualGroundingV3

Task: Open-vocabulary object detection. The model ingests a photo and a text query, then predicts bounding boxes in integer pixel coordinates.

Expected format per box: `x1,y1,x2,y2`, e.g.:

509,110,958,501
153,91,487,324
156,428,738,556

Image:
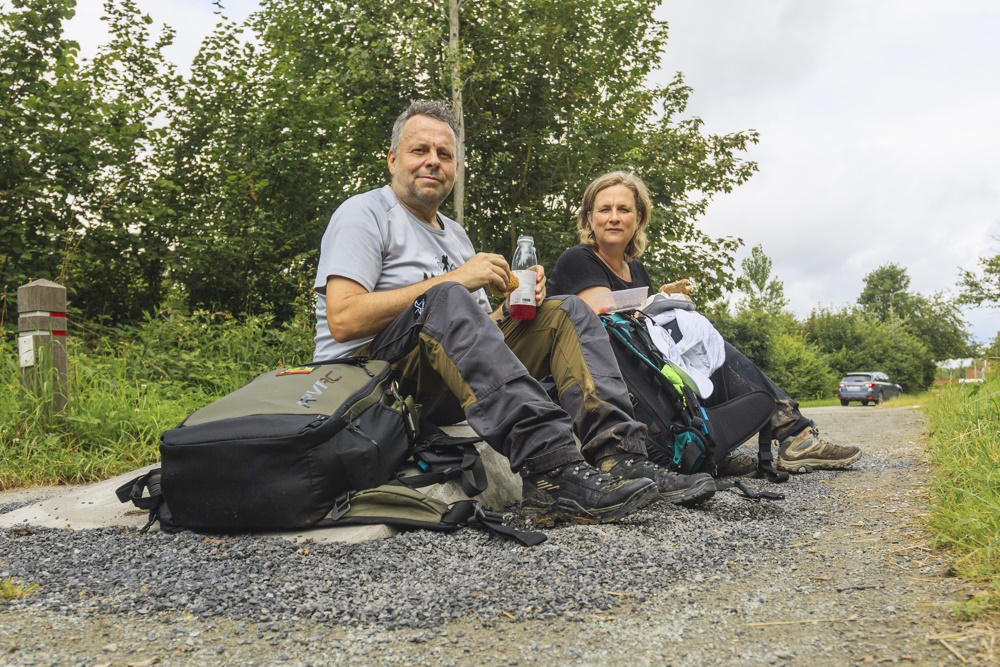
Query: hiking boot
598,453,716,507
716,450,758,478
521,461,659,527
777,422,862,473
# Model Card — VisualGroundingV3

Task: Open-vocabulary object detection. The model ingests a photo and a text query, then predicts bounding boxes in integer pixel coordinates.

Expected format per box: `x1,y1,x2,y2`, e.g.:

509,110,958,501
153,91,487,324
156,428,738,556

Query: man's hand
452,252,511,295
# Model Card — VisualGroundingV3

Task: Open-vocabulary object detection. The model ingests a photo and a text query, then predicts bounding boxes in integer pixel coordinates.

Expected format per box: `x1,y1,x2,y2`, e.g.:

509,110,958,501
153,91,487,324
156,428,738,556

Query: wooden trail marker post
17,279,68,412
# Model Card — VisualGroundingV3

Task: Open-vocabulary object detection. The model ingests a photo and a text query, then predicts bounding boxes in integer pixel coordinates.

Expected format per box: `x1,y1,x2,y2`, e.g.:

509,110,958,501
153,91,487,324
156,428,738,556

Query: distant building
937,358,989,384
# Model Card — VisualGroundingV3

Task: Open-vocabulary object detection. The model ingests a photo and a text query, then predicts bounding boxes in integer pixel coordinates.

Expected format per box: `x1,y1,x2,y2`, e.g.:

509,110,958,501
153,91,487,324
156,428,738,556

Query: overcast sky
66,0,1000,344
657,0,1000,344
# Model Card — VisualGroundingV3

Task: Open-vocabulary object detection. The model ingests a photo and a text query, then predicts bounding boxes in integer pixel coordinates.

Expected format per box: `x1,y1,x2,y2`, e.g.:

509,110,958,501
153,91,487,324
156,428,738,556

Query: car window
843,375,871,383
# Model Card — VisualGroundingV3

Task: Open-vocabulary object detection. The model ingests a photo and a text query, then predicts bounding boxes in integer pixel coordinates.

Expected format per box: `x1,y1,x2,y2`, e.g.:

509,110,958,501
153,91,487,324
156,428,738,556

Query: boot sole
777,450,862,473
660,476,717,507
521,483,660,527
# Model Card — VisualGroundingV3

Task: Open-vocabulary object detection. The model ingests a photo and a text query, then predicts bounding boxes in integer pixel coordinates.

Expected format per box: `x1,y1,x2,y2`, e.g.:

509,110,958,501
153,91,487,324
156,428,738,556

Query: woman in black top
547,171,656,303
549,171,862,474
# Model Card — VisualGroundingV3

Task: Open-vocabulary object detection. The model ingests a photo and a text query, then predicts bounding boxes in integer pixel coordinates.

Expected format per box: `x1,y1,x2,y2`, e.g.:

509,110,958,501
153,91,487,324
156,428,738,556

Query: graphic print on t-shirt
423,254,459,281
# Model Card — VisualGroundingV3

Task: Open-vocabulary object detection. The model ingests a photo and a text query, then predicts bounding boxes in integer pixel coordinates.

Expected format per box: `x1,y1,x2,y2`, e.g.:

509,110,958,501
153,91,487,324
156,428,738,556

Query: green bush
703,307,775,372
703,306,836,400
768,333,836,401
806,307,936,392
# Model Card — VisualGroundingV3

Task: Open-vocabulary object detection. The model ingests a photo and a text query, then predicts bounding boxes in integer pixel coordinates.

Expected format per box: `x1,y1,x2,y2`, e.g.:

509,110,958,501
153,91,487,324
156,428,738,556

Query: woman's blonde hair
577,171,652,261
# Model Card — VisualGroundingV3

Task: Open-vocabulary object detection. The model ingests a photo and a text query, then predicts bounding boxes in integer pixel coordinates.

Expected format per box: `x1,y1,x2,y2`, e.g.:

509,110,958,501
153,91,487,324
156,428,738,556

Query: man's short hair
391,100,459,154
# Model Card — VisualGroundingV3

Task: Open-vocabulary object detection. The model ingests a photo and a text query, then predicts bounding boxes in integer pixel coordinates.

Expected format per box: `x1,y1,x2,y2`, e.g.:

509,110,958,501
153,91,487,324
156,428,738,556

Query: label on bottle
510,270,536,306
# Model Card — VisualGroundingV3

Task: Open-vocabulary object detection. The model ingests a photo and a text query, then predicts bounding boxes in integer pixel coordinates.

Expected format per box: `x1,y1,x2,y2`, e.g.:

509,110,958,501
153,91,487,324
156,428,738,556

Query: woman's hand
529,265,546,306
663,291,697,310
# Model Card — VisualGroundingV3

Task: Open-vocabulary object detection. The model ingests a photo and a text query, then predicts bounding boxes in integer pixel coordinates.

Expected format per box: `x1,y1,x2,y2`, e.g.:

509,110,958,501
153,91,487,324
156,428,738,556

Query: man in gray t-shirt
314,184,490,361
312,100,716,525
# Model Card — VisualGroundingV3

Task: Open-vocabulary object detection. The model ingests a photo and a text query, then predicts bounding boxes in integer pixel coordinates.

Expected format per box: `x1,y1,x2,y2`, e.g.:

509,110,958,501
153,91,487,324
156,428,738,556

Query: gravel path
1,406,995,666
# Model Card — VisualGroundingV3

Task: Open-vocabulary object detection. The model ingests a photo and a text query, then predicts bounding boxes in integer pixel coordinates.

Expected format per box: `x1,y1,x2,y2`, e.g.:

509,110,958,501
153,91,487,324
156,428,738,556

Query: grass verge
798,390,935,409
1,301,313,490
797,396,841,408
925,376,1000,618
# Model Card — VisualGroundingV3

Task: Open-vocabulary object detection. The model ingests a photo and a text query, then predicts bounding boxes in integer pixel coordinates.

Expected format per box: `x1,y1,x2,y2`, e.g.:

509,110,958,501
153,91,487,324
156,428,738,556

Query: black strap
755,424,789,483
115,469,166,533
716,478,785,501
396,444,488,496
604,315,689,416
115,470,160,509
716,423,785,499
400,422,489,496
387,380,419,443
329,493,546,546
442,501,547,547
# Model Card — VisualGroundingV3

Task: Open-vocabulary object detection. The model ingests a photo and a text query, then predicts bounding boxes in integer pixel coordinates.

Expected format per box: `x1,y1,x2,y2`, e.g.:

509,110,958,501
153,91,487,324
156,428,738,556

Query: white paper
18,335,35,368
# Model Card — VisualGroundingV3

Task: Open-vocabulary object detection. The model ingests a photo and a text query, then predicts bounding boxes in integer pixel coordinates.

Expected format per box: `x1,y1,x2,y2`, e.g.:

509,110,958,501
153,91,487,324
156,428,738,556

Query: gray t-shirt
313,185,491,360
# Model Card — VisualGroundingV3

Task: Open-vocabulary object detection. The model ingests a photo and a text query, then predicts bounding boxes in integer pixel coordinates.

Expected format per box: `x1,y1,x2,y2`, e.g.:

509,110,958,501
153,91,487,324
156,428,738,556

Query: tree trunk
448,0,465,227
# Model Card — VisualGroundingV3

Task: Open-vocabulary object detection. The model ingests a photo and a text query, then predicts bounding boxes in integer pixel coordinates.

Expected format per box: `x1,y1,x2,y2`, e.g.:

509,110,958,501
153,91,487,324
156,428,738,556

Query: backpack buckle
329,491,352,521
389,380,418,441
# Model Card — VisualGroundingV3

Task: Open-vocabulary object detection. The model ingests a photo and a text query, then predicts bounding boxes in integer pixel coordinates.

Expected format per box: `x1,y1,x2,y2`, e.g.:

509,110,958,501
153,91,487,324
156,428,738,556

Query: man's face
387,115,457,219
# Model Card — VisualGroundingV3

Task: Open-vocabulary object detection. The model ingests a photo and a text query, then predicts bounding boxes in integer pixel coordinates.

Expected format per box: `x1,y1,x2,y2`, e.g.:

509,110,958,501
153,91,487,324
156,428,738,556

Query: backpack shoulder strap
715,478,785,501
324,485,546,546
115,469,181,533
394,421,488,496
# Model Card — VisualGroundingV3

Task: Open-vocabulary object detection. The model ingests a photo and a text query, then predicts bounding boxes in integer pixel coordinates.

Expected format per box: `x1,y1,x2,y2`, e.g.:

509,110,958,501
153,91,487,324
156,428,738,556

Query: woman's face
588,184,638,256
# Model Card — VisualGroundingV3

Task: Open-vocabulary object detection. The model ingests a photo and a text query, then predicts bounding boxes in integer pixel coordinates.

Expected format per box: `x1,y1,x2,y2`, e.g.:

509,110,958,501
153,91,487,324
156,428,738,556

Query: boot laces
628,456,664,472
569,464,610,484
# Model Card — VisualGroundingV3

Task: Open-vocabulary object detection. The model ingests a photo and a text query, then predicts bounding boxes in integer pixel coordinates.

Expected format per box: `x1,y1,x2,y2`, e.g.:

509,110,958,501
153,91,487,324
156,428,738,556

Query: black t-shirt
548,244,652,297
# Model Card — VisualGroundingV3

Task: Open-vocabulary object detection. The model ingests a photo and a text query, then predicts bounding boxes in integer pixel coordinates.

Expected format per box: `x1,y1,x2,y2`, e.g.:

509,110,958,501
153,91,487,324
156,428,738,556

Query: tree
158,0,758,318
0,0,178,326
734,244,787,316
958,249,1000,308
2,0,760,324
805,307,937,392
450,0,755,301
857,263,911,322
162,0,441,320
0,0,92,322
62,0,180,324
899,292,972,362
447,0,467,227
856,262,971,364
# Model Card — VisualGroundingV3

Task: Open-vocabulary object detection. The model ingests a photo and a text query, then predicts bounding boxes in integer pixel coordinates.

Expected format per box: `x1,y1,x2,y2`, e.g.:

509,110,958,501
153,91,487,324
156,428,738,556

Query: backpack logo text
296,371,343,408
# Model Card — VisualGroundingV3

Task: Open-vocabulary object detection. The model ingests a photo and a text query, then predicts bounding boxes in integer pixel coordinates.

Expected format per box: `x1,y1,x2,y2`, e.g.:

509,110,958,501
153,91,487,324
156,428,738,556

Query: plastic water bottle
509,235,537,321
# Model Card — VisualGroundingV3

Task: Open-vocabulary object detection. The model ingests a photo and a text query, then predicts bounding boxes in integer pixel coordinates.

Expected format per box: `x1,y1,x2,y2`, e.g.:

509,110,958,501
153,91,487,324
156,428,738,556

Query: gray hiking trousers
355,282,647,476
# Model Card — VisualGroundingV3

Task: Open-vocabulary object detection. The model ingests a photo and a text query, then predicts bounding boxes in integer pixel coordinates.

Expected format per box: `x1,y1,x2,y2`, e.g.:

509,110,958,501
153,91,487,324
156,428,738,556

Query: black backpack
116,360,544,544
600,312,788,492
118,358,416,532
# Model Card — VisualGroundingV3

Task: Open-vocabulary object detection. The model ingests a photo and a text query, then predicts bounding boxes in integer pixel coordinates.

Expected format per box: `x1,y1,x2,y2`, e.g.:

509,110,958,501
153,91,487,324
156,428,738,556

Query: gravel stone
0,407,991,665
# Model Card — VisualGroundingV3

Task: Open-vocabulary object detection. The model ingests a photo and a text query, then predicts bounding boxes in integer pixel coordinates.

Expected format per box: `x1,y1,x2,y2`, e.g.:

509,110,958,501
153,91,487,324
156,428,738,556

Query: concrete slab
0,425,521,545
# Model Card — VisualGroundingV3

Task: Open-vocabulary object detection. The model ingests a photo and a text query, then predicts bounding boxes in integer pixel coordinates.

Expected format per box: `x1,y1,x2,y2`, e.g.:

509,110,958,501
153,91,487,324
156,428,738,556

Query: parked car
837,372,903,406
